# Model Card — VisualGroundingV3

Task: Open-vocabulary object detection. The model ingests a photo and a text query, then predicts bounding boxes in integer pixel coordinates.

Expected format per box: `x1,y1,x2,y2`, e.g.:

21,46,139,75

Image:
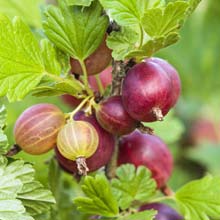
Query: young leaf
0,156,55,219
67,0,94,6
141,1,188,37
175,175,220,220
74,174,119,217
99,0,164,26
117,210,157,220
111,164,157,210
43,0,109,61
0,0,43,28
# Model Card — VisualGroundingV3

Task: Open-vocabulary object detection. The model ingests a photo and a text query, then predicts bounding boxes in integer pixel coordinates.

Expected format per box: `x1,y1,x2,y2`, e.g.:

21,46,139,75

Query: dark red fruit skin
148,57,181,110
122,58,180,122
55,112,115,173
140,203,183,220
118,130,173,188
88,66,112,92
96,96,138,136
70,35,112,75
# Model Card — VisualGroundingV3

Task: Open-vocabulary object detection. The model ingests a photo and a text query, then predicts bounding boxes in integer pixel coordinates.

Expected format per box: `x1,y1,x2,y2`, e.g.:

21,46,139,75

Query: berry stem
139,24,144,48
137,122,154,134
106,138,119,179
76,157,89,176
79,60,93,95
69,95,92,120
95,75,105,95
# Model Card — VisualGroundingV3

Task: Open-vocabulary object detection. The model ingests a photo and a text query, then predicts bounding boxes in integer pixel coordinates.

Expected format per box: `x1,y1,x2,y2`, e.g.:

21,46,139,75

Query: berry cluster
13,36,181,219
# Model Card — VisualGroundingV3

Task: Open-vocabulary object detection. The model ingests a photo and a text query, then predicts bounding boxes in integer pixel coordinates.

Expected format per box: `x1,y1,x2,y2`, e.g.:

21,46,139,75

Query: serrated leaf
43,0,109,61
41,39,61,75
186,0,201,17
107,27,139,60
0,156,55,219
0,0,43,28
67,0,94,6
112,164,157,210
118,210,157,220
175,175,220,220
0,105,6,129
74,174,119,217
146,110,184,144
142,1,189,37
0,15,44,101
99,0,164,26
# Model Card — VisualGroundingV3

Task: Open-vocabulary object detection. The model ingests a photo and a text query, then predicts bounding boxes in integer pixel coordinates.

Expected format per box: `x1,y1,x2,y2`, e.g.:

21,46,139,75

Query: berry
95,95,137,135
140,203,183,220
118,130,173,188
56,112,115,174
70,34,112,75
57,121,99,175
14,103,65,155
122,58,180,122
148,57,181,109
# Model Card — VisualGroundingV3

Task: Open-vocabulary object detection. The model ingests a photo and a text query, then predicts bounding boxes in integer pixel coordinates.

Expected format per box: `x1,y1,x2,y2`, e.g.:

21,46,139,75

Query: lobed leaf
175,175,220,220
112,164,157,210
43,0,109,61
0,156,55,219
117,210,157,220
74,174,119,217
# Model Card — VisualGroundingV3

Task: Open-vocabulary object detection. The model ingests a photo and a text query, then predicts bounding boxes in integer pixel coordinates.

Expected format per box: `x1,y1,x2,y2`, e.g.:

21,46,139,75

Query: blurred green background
0,0,220,219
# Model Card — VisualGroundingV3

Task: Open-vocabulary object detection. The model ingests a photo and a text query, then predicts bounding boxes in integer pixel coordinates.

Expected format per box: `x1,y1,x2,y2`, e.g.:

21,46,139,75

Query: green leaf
0,105,8,154
43,0,109,61
142,1,188,37
99,0,164,26
32,76,84,97
107,27,139,60
146,110,184,144
0,157,55,219
118,210,157,220
74,174,119,217
67,0,94,6
175,175,220,220
0,15,44,101
41,39,61,75
0,0,44,28
0,15,84,101
112,164,157,210
186,0,201,17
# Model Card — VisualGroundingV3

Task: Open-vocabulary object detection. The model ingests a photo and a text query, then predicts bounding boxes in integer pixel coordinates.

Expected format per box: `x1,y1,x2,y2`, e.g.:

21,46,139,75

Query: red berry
148,57,181,110
14,104,65,155
55,112,115,173
122,58,180,122
70,34,112,75
118,130,173,188
96,95,138,135
140,203,183,220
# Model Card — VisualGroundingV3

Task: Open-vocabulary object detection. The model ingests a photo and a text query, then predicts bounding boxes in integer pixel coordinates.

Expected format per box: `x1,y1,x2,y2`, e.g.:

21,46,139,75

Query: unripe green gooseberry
14,103,65,155
57,121,99,175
